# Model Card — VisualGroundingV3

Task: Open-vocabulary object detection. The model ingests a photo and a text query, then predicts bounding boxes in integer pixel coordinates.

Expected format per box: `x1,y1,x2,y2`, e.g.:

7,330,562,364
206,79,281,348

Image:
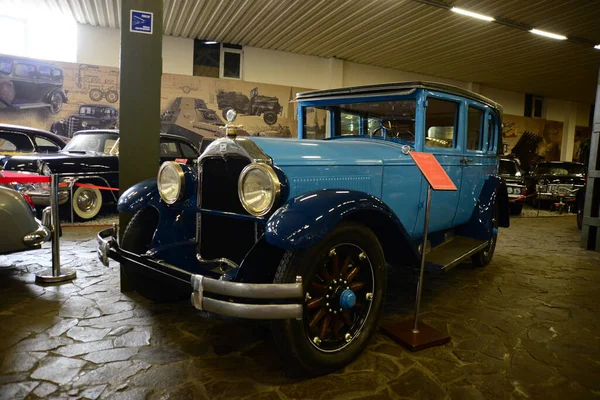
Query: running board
425,236,488,273
11,103,51,110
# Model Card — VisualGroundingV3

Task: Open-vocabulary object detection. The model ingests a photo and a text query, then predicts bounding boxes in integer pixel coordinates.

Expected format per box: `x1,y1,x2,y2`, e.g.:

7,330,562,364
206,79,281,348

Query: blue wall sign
130,10,153,34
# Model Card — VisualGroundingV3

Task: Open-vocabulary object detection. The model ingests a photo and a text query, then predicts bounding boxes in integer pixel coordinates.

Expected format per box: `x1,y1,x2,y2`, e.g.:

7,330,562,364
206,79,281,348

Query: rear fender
265,189,420,267
117,178,159,213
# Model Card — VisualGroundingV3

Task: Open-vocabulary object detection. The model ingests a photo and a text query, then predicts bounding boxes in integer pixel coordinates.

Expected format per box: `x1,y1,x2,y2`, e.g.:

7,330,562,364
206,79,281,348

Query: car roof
537,161,584,165
79,104,118,109
73,129,196,144
0,55,63,70
0,124,67,145
296,81,502,113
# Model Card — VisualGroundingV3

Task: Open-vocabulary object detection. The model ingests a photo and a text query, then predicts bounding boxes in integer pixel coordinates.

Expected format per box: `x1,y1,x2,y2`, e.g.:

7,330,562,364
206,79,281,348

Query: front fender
265,189,420,265
117,178,159,213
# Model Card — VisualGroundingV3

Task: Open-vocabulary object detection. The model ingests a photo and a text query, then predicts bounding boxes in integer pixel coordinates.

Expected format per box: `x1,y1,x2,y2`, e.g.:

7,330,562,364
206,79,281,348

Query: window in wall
524,94,544,118
220,44,243,79
466,106,485,150
425,98,459,148
193,41,220,78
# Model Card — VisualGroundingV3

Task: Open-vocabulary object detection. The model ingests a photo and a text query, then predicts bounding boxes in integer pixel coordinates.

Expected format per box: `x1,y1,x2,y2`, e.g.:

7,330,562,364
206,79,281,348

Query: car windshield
304,99,416,144
535,163,586,176
499,160,518,175
64,133,119,154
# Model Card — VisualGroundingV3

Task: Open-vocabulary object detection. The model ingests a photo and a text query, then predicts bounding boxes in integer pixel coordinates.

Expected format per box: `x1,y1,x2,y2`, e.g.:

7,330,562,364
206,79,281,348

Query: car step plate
425,236,488,272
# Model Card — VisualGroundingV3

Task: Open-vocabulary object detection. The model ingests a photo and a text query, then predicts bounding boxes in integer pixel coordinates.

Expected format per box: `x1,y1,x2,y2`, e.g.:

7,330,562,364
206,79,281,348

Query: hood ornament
225,109,238,139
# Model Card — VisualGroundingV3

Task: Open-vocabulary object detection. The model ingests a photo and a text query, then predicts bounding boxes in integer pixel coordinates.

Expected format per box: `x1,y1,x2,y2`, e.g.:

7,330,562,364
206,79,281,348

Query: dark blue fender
265,189,420,266
117,178,159,213
458,175,509,241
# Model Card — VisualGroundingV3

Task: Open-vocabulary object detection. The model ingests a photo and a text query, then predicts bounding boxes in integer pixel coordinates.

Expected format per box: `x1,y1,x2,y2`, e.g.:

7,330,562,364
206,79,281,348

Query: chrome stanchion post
412,184,432,333
35,174,76,284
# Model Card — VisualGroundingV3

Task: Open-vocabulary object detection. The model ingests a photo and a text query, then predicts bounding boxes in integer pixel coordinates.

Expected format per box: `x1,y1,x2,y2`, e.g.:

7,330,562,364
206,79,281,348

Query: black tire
263,111,278,125
472,203,498,267
48,92,63,114
121,207,190,302
89,89,103,102
105,90,119,103
510,203,523,215
271,222,386,376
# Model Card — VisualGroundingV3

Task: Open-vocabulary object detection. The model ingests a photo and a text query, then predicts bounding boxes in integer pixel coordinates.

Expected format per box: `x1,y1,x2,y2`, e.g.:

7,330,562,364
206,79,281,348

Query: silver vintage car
0,184,51,255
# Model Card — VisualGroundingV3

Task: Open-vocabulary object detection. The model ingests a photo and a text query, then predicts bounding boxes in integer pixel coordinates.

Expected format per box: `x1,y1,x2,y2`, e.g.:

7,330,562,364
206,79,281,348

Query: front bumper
27,189,70,207
97,228,303,319
23,220,51,247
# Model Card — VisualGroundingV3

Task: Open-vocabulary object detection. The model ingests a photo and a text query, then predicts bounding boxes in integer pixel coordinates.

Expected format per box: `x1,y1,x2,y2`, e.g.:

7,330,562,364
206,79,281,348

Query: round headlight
238,163,281,216
157,161,185,204
41,164,52,176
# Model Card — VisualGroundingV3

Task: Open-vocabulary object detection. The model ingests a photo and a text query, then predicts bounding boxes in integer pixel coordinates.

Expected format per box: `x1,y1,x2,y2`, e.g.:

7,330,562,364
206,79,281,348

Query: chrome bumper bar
96,227,303,320
27,189,70,206
22,222,51,247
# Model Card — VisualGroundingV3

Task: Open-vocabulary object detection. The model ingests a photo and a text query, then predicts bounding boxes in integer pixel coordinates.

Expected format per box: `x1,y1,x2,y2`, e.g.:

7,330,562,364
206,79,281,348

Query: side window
38,66,52,80
487,112,498,153
34,136,61,152
340,112,360,135
14,63,35,78
51,68,62,82
160,140,181,157
0,132,34,152
425,98,458,148
304,107,330,139
467,106,485,151
180,142,198,158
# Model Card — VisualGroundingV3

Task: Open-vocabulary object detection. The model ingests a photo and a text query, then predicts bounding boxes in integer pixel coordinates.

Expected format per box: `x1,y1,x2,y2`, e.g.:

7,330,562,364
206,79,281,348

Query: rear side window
38,66,52,79
160,141,181,157
0,132,34,152
467,106,485,150
34,136,61,152
14,63,35,78
181,142,198,158
425,98,458,148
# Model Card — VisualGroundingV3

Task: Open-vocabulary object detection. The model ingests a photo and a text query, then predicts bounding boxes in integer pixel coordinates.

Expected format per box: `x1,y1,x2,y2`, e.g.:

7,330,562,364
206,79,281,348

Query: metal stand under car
35,174,76,284
380,152,455,351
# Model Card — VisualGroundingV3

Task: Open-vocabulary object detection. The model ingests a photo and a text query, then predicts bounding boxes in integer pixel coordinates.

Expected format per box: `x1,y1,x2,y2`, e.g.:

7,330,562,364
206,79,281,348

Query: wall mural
0,53,312,148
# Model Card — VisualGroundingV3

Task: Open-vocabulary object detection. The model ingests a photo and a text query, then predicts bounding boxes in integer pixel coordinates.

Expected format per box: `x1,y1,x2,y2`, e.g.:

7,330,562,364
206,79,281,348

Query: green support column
119,0,163,236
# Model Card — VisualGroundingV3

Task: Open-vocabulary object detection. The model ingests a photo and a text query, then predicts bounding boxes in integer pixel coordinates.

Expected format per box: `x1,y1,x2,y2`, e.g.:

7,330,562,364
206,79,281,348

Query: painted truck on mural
98,82,509,375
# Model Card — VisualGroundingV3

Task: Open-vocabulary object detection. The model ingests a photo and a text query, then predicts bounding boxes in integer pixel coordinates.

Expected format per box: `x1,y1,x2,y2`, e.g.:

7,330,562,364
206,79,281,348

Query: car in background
0,182,50,255
0,124,66,164
525,161,586,207
499,157,527,215
50,104,119,138
98,81,509,375
0,55,68,114
217,87,282,125
2,130,199,220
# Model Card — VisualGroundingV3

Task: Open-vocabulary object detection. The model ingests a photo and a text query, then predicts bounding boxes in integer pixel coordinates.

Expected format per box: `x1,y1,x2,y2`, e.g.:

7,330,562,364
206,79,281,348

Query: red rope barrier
0,172,50,184
74,182,119,191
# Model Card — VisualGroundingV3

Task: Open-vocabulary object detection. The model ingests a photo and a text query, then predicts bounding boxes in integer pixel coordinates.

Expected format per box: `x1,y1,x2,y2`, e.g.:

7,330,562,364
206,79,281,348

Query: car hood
533,174,586,185
3,151,116,174
249,137,412,167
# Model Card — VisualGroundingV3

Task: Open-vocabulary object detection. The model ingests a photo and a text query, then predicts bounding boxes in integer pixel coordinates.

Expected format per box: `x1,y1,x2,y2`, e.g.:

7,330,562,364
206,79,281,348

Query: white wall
478,86,525,117
76,24,193,75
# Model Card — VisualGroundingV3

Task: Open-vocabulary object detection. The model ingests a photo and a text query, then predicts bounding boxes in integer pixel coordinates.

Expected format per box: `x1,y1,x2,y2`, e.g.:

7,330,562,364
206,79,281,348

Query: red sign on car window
410,152,457,191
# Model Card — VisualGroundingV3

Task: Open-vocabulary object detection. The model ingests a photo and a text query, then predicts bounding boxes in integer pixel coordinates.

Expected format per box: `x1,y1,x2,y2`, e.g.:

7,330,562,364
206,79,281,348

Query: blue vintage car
98,82,509,375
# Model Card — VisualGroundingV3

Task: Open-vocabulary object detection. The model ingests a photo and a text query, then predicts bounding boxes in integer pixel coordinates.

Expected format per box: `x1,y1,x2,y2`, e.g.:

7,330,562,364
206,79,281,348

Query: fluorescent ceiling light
203,41,218,44
451,7,494,22
530,29,567,40
595,44,600,50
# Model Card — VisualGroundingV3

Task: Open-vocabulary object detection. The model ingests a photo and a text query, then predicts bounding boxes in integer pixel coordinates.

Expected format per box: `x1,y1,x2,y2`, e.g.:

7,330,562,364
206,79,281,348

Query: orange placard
410,152,457,191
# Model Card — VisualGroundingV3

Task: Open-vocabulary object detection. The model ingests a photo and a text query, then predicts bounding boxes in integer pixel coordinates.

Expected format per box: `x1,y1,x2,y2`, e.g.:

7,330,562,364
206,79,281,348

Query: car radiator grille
197,156,256,264
67,116,82,137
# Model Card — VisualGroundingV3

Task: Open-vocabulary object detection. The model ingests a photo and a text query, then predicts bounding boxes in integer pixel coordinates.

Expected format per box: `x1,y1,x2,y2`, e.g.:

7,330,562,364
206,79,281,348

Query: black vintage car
525,161,586,207
2,130,199,220
499,157,527,215
0,55,68,114
0,124,66,164
216,87,282,125
50,104,119,138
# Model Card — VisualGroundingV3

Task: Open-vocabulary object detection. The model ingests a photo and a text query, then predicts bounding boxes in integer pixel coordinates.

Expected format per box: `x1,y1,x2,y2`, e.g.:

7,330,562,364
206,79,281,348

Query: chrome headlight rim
157,161,185,205
238,163,281,217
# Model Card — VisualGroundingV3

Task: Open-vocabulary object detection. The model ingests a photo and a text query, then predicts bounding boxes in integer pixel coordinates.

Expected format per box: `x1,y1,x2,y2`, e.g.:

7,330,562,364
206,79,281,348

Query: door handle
460,157,473,163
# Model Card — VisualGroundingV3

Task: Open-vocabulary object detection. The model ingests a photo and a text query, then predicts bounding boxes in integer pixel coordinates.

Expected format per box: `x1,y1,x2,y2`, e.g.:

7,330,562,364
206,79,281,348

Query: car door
454,102,488,225
12,62,37,103
413,93,463,236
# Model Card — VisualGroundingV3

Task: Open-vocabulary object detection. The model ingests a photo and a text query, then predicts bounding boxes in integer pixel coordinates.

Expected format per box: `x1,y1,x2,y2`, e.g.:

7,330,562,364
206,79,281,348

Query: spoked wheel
271,222,386,376
305,244,373,352
472,202,498,267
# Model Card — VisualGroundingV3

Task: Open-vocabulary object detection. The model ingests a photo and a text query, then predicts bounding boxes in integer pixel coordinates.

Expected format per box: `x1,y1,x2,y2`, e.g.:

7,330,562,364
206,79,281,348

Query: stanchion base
35,268,77,284
380,319,450,352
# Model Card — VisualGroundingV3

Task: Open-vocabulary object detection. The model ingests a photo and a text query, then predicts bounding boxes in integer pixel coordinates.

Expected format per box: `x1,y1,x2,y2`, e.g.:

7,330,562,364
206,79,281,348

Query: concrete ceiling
10,0,600,103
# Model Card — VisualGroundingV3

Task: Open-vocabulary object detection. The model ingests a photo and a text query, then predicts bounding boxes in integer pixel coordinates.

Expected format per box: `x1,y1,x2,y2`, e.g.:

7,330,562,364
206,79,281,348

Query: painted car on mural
3,130,199,220
50,104,119,138
0,55,68,114
97,82,509,375
217,87,282,125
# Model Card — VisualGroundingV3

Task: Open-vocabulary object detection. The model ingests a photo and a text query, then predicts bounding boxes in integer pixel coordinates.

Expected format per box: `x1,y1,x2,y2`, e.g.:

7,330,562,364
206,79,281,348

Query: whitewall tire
72,186,103,220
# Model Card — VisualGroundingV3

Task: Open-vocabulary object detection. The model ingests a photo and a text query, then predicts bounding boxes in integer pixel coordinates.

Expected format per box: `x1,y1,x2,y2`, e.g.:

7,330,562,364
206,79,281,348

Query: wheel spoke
307,297,324,309
350,282,365,292
331,314,341,339
320,315,331,339
310,308,327,329
341,310,352,326
319,265,333,283
345,267,359,283
310,283,327,296
340,256,352,277
331,252,339,277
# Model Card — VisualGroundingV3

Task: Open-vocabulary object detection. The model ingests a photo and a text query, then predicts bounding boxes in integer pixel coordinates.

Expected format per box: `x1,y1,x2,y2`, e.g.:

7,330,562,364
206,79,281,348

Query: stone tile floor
0,217,598,399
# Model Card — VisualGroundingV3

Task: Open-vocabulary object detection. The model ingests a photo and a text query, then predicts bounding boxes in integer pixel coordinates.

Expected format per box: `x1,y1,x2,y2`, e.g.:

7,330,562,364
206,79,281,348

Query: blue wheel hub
339,289,356,310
